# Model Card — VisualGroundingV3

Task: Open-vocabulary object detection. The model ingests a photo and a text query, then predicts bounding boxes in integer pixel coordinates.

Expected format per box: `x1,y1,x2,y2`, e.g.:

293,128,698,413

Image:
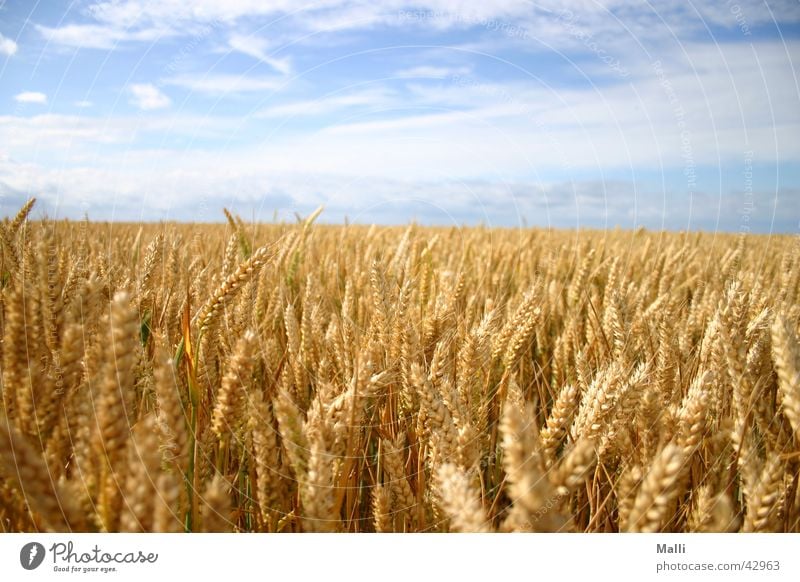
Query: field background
1,201,798,532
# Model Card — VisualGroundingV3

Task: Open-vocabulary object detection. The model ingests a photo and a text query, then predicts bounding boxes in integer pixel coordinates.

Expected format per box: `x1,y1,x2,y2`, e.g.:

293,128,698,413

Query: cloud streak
164,73,285,95
228,34,293,75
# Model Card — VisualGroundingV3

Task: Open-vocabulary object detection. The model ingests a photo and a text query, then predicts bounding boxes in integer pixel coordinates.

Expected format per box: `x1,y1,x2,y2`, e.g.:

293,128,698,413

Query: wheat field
0,199,798,533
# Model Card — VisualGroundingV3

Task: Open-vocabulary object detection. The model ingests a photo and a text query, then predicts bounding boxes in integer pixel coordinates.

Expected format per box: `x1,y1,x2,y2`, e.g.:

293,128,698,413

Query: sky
0,0,799,232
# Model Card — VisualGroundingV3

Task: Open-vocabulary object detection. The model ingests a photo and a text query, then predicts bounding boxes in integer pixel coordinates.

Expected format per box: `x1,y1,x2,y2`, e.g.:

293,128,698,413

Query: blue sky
0,0,798,232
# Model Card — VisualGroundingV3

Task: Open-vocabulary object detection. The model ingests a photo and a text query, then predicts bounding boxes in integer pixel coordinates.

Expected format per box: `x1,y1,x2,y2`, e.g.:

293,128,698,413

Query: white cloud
0,33,18,56
87,0,295,28
164,73,284,95
0,114,237,156
256,88,394,118
324,109,473,136
35,0,800,57
75,100,93,108
36,23,170,49
128,83,171,110
37,23,120,49
2,153,796,231
32,0,542,51
228,34,292,75
37,0,293,50
14,92,47,104
396,65,472,78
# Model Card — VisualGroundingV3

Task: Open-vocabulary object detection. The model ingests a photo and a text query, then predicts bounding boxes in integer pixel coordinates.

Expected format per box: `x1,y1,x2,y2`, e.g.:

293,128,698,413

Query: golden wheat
0,200,798,532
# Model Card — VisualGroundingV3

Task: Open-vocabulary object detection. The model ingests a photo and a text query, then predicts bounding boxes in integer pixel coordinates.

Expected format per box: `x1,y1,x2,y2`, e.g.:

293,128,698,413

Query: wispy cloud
0,33,18,57
33,1,800,55
395,65,472,78
0,114,236,154
128,84,171,110
164,73,284,95
86,0,291,28
36,23,170,50
256,88,394,118
228,34,293,75
14,92,47,104
0,114,124,152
